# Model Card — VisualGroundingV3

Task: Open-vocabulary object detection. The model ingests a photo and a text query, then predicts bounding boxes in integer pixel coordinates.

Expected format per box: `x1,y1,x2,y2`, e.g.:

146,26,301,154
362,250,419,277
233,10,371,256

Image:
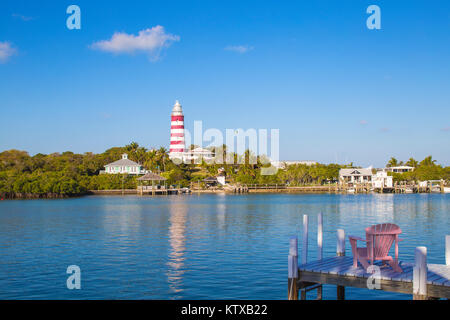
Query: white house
385,166,414,173
104,154,146,175
271,160,317,170
183,147,215,162
372,171,393,188
339,168,373,184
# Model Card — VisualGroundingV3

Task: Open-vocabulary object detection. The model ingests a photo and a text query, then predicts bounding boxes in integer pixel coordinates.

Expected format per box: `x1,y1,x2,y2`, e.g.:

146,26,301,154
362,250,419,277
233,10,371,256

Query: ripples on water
0,193,448,299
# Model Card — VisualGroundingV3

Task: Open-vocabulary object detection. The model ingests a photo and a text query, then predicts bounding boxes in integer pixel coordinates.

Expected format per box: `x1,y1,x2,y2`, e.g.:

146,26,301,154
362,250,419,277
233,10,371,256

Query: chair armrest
348,236,369,242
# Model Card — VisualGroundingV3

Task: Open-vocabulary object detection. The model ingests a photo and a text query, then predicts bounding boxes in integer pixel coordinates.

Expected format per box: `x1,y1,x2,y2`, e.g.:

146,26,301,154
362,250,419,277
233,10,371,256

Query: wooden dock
90,188,186,196
138,187,185,195
297,256,450,299
288,213,450,300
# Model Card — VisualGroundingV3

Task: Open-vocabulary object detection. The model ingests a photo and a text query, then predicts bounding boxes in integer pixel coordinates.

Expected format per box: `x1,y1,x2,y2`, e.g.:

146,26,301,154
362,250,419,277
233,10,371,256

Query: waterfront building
372,170,394,188
103,153,146,175
169,100,186,159
271,160,317,170
137,172,167,193
183,147,215,162
385,166,415,173
339,168,373,184
203,176,218,187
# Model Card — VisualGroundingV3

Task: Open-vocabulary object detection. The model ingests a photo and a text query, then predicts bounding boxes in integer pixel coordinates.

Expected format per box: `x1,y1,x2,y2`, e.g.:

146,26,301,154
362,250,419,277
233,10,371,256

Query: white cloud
224,45,253,54
0,42,16,63
90,26,180,61
360,120,368,125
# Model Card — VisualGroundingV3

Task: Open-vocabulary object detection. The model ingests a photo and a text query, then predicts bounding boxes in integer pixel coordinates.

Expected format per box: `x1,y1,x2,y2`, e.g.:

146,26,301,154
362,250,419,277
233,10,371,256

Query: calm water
0,193,448,300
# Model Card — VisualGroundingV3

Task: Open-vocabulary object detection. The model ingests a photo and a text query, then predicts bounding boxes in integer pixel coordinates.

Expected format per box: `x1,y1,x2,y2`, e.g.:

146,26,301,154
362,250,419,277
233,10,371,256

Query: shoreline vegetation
1,142,449,199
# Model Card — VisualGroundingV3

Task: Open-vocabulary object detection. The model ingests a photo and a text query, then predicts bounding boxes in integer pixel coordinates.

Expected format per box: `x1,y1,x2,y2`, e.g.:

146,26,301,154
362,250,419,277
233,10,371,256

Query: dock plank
298,256,338,271
427,264,450,286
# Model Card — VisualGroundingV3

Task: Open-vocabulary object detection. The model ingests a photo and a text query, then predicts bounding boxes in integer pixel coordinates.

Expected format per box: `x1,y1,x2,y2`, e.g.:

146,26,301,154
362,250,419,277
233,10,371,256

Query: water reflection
217,204,226,230
0,194,448,299
166,200,187,295
336,194,394,225
371,194,394,222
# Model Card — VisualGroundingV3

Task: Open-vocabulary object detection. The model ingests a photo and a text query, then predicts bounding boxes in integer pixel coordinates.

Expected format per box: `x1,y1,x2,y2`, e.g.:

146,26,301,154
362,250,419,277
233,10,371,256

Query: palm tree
126,142,139,153
156,147,169,172
135,147,147,164
406,157,418,167
387,157,399,168
144,149,159,171
420,156,436,167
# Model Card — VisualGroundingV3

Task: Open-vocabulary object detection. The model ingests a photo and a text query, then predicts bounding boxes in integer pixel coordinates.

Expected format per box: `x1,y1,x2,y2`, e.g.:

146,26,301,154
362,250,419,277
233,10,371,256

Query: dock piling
316,213,323,299
413,246,428,300
337,229,345,256
299,215,309,300
302,215,308,265
317,213,323,260
288,236,299,300
336,229,346,300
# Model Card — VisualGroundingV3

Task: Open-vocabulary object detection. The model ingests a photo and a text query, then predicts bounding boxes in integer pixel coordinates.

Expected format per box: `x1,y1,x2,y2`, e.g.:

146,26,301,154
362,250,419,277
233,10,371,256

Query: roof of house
105,158,141,167
137,172,167,181
339,168,373,176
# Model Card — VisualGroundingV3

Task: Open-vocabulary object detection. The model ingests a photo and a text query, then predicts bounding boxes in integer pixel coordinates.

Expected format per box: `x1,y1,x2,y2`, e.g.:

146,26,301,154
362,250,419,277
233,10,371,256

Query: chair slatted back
365,223,401,259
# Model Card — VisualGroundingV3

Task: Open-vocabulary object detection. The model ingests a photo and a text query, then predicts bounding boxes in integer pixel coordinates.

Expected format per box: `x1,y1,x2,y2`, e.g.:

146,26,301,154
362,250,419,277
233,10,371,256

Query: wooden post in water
413,246,428,300
300,215,309,300
317,213,323,260
317,212,323,300
337,229,345,256
302,215,308,265
446,235,450,266
336,229,345,300
288,236,298,300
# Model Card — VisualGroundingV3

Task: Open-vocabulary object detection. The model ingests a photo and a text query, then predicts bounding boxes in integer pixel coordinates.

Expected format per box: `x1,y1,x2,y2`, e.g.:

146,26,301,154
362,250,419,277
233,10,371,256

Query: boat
404,188,413,194
444,187,450,193
431,187,441,193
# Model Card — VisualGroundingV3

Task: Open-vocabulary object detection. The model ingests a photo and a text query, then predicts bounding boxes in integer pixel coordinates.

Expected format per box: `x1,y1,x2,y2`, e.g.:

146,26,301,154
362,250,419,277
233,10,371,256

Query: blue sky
0,0,449,167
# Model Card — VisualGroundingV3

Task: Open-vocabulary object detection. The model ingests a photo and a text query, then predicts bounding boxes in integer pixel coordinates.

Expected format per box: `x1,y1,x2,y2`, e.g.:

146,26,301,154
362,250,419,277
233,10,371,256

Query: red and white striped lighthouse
169,100,186,157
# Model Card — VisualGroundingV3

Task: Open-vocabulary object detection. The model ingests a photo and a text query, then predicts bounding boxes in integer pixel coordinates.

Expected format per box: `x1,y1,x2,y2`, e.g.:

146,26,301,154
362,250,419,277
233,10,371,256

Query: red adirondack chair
349,223,403,273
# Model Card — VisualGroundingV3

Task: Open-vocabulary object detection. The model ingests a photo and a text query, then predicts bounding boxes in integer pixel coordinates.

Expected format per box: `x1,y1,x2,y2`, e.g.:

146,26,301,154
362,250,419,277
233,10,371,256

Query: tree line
0,142,448,198
386,156,450,182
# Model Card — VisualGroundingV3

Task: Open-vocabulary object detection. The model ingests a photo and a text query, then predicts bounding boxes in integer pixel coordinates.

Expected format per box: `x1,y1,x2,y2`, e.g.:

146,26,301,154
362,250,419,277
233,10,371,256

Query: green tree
387,157,399,168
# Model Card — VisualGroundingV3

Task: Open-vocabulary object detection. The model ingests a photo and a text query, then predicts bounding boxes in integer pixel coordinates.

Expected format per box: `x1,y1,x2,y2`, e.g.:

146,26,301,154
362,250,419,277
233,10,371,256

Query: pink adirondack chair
349,223,403,273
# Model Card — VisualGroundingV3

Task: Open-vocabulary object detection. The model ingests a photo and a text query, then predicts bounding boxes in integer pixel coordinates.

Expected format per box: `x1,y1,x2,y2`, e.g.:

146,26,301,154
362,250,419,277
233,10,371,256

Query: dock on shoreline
288,213,450,300
88,189,185,196
87,184,450,196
